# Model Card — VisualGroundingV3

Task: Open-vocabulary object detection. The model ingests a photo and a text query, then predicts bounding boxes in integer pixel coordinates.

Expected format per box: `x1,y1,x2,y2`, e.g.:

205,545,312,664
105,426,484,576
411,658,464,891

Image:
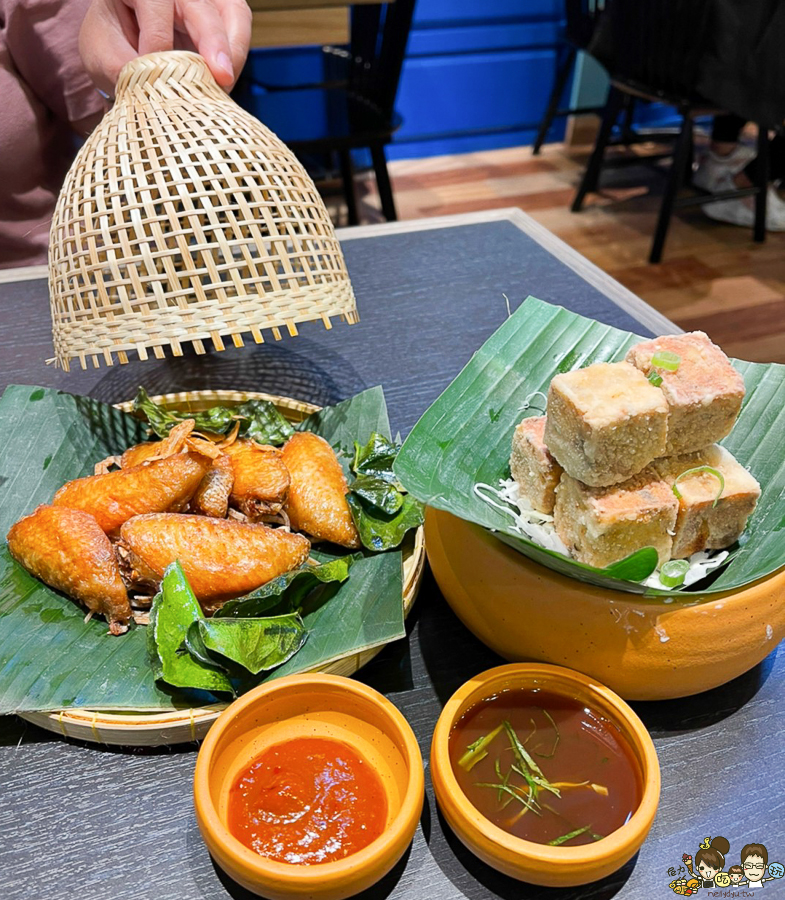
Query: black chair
532,0,608,155
571,0,769,263
236,0,415,225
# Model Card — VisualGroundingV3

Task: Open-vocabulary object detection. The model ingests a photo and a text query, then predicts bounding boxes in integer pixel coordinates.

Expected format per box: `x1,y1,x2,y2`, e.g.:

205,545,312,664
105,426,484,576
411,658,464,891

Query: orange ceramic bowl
425,507,785,700
193,673,424,900
430,663,660,887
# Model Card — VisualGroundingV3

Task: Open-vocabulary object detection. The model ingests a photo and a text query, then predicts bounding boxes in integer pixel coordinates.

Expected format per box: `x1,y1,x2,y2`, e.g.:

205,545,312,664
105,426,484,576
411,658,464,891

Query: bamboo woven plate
19,390,425,746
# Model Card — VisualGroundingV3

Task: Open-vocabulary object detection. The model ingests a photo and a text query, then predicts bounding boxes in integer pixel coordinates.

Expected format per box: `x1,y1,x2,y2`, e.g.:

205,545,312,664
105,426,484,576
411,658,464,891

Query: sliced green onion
660,559,690,587
651,350,681,371
672,466,725,507
647,372,663,387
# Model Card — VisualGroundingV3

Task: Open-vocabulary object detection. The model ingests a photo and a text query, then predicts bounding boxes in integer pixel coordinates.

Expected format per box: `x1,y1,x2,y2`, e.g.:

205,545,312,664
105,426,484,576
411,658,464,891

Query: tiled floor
329,142,785,363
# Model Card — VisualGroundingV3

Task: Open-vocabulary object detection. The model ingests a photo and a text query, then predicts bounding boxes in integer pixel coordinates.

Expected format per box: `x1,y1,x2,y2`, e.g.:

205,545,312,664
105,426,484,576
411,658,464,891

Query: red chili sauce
449,688,641,847
227,737,388,865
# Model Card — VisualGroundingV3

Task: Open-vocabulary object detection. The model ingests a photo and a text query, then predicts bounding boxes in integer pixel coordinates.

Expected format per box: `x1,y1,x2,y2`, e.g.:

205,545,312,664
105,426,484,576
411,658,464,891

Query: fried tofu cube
625,331,745,455
544,362,669,487
654,445,760,558
554,467,678,569
510,416,563,514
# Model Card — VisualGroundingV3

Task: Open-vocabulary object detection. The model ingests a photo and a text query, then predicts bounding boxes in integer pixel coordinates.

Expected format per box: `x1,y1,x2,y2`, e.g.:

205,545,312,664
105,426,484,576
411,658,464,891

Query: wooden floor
334,142,785,364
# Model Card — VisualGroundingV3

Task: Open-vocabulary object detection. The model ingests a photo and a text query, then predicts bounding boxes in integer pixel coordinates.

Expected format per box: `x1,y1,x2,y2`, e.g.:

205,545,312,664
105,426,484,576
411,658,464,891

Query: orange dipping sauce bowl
194,673,424,900
430,663,661,888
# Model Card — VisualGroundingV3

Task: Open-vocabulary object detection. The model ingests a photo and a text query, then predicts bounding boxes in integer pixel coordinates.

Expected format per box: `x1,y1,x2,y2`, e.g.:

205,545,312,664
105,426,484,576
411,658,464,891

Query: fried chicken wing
281,432,360,548
7,506,131,634
52,453,212,534
118,514,310,613
190,455,234,518
223,439,290,519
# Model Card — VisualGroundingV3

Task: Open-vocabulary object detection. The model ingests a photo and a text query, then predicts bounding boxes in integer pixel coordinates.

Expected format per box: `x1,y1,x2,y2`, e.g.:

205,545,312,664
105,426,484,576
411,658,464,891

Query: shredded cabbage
475,478,729,590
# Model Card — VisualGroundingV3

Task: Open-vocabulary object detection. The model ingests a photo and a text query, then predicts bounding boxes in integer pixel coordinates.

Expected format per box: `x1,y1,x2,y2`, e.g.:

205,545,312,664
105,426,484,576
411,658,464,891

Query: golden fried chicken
52,453,212,535
7,506,131,634
118,514,310,613
190,455,234,518
281,432,360,548
223,439,291,519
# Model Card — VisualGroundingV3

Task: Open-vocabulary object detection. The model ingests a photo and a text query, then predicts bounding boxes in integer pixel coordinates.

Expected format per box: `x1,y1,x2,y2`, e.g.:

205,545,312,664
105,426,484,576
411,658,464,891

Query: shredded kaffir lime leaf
672,466,725,507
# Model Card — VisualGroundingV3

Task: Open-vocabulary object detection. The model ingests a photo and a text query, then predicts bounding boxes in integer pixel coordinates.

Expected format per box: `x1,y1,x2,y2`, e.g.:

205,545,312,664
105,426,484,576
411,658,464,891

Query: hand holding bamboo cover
49,51,358,370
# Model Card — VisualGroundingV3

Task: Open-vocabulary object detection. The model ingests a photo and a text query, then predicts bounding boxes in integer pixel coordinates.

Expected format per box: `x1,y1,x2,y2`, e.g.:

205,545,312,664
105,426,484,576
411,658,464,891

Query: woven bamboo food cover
49,51,359,371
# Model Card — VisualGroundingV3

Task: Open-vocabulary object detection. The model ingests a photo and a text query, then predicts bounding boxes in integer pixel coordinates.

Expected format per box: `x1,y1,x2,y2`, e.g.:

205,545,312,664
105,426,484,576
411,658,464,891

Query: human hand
79,0,252,96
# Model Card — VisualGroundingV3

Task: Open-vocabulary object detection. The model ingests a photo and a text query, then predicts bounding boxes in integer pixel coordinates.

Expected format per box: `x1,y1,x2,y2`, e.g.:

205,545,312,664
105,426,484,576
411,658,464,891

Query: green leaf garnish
647,371,663,387
672,465,725,507
350,474,404,514
660,559,690,587
602,547,659,582
347,493,425,552
147,562,233,693
132,387,294,445
188,613,306,675
352,432,400,483
347,432,422,551
214,557,353,619
651,350,681,371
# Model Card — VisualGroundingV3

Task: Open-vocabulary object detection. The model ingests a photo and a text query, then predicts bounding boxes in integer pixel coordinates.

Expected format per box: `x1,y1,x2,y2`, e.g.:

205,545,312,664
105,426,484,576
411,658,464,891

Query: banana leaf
0,385,404,713
395,297,785,598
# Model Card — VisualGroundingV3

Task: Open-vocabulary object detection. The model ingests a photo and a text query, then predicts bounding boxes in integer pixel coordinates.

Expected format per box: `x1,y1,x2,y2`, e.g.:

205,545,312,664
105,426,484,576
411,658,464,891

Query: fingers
79,0,253,96
176,0,251,89
218,0,252,85
79,0,141,96
134,0,175,55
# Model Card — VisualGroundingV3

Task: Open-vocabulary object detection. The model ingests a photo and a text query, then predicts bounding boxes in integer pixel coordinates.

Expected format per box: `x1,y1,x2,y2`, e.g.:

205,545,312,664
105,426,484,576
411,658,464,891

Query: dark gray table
1,210,781,900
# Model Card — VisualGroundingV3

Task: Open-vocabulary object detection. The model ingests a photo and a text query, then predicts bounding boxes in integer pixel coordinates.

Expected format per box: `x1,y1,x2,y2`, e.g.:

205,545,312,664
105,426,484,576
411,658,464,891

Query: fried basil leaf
147,562,233,693
350,474,404,515
132,387,293,445
347,493,424,552
187,614,306,675
352,432,401,484
214,557,353,619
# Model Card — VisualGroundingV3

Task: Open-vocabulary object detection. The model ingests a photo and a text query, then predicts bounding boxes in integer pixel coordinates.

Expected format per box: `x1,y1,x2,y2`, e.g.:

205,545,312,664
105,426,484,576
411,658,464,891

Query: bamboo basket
19,391,425,746
48,52,358,371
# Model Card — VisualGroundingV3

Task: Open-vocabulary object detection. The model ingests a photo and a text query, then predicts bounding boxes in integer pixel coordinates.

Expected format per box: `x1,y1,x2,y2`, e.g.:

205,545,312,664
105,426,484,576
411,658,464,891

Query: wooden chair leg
338,150,359,227
649,112,692,264
571,86,624,212
533,46,577,156
371,145,397,222
754,124,769,243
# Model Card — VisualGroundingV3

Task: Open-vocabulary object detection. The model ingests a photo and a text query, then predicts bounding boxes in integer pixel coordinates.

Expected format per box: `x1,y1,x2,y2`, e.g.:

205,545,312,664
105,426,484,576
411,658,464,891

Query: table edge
0,209,678,337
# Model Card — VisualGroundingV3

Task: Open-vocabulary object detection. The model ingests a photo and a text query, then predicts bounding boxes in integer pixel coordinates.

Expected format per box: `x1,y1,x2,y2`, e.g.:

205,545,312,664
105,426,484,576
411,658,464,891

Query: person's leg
699,124,785,231
694,115,756,193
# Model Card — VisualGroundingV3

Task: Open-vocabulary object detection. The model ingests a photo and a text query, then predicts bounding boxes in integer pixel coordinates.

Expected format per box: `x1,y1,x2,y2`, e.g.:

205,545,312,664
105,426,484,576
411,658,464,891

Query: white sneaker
701,172,785,232
693,145,757,192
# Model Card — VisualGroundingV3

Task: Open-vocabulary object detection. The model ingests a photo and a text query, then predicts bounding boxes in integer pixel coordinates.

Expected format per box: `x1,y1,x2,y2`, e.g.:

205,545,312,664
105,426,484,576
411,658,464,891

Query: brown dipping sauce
227,737,388,865
449,688,641,847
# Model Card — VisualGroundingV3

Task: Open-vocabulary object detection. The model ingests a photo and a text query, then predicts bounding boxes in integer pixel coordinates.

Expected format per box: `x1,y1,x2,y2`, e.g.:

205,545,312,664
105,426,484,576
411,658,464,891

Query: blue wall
244,0,572,160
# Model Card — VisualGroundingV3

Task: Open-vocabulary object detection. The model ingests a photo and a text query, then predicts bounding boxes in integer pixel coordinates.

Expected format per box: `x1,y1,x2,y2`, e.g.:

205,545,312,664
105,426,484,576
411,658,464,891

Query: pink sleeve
4,0,104,127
